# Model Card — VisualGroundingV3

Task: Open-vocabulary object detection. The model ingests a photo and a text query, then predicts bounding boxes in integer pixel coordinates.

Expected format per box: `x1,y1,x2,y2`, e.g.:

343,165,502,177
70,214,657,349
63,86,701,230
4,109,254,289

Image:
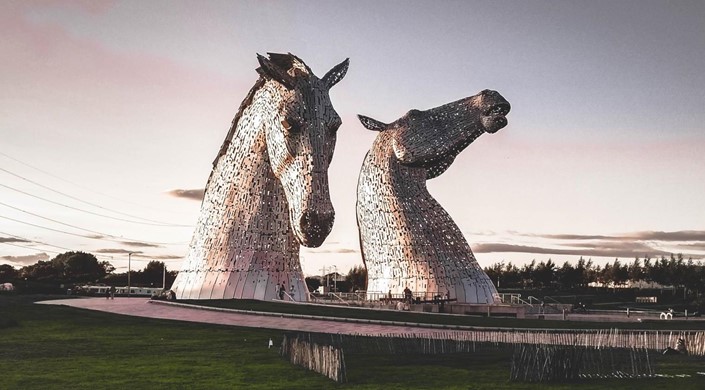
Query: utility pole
128,252,134,297
163,263,167,290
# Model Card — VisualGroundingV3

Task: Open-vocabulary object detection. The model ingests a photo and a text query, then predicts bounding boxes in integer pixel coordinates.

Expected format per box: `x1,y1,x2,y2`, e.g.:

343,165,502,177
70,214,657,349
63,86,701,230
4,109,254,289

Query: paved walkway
38,298,448,335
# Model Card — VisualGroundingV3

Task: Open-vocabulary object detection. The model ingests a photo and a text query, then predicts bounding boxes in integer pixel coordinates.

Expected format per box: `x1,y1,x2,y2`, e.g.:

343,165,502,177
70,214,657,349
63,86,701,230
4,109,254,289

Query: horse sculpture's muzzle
298,210,335,247
478,90,511,134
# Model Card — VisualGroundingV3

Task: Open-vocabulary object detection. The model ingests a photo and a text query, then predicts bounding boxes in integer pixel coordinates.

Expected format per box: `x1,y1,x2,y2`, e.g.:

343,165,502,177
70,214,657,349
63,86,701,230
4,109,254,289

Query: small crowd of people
275,282,295,300
385,287,451,305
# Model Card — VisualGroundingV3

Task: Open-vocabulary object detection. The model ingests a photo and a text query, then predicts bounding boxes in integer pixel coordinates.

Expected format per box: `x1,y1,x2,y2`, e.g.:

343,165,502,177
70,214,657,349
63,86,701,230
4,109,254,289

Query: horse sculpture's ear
322,58,349,89
257,53,295,89
358,115,388,132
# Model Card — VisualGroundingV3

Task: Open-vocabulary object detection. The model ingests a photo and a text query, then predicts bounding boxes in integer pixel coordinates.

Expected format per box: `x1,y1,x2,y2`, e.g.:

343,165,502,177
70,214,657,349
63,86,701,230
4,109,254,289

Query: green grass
179,299,705,331
2,295,705,389
0,295,330,389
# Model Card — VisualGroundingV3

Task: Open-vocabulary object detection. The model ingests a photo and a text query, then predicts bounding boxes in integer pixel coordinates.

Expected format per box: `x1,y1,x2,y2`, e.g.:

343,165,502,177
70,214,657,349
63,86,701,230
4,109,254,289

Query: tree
305,277,321,293
628,258,644,283
683,258,701,296
20,251,111,284
55,251,109,283
599,262,612,285
0,264,18,282
520,260,536,288
575,257,593,287
533,260,555,289
501,263,522,288
484,263,504,288
651,256,670,286
643,257,653,282
20,260,60,281
610,259,629,286
345,265,367,292
556,261,579,290
142,261,167,287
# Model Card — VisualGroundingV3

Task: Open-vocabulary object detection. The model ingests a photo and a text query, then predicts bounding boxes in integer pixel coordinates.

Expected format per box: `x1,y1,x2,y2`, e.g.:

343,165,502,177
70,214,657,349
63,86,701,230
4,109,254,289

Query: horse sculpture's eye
281,118,301,134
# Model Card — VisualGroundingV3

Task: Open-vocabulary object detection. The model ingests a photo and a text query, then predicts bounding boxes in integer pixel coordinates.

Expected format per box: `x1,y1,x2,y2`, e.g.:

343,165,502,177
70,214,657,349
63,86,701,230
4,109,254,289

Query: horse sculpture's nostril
299,211,335,243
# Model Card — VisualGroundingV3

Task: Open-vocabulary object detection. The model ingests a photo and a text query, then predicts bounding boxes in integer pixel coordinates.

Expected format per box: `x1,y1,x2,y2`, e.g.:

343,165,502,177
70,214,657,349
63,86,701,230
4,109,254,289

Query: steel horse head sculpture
172,53,349,300
356,89,510,303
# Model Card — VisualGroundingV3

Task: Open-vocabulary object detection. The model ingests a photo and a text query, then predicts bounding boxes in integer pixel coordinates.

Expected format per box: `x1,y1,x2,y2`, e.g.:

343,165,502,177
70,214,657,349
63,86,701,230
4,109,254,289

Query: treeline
305,265,367,293
484,254,705,293
0,251,177,291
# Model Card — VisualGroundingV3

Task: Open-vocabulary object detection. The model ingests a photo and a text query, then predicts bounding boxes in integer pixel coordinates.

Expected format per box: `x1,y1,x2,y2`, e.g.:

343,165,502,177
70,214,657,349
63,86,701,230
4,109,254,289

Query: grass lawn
179,299,705,331
1,295,704,389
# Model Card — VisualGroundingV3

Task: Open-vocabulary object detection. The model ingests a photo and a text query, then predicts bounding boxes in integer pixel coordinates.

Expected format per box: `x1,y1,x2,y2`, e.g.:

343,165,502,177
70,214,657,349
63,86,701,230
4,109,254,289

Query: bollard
627,308,630,318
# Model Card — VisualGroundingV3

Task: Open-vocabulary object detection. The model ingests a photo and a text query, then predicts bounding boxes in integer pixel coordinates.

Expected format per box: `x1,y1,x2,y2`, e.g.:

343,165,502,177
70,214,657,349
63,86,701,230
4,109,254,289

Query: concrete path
38,298,450,336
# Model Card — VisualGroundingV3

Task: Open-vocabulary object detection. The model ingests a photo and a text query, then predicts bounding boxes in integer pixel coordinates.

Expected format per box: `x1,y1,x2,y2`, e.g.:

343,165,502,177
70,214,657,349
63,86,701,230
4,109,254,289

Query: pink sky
2,1,704,276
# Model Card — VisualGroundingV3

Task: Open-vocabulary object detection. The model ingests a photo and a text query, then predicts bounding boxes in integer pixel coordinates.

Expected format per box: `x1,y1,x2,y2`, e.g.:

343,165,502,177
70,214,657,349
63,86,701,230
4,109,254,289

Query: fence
510,344,654,382
370,329,705,356
280,333,347,383
281,329,704,383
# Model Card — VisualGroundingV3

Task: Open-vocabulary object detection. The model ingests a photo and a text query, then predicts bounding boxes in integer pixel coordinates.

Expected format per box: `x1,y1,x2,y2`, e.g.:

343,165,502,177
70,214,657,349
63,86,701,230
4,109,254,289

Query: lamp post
332,265,338,293
319,266,327,294
128,252,134,297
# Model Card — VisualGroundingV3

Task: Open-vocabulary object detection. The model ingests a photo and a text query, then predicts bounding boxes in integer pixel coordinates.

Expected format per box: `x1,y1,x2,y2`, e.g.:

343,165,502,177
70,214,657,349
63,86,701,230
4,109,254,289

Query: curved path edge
36,297,453,335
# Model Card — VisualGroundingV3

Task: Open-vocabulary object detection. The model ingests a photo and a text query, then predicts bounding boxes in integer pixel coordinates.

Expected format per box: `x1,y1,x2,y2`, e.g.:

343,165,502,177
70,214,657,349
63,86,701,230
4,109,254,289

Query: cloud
628,231,705,242
561,241,659,253
535,230,705,242
308,248,359,254
538,234,614,240
120,241,161,248
1,252,50,266
0,237,30,243
86,234,105,239
472,243,687,259
166,189,205,201
96,249,144,254
151,255,184,260
674,242,705,251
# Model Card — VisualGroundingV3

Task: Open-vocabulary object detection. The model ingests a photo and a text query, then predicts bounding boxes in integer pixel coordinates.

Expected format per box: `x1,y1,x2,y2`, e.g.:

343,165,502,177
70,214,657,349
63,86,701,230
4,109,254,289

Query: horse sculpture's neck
204,81,294,246
357,89,511,304
215,83,294,248
173,80,304,300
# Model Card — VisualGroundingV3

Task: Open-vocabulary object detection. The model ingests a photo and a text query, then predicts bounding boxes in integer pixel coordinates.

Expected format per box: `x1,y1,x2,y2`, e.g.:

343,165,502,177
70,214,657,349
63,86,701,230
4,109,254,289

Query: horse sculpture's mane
211,53,313,173
211,77,265,173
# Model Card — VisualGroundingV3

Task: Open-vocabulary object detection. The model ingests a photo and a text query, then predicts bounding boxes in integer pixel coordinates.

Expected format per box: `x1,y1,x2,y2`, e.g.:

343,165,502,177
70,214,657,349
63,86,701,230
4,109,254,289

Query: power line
0,200,137,240
0,214,95,240
1,230,77,253
0,230,110,259
0,182,192,227
0,150,194,216
1,241,63,255
0,166,191,227
0,230,182,263
0,207,188,246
